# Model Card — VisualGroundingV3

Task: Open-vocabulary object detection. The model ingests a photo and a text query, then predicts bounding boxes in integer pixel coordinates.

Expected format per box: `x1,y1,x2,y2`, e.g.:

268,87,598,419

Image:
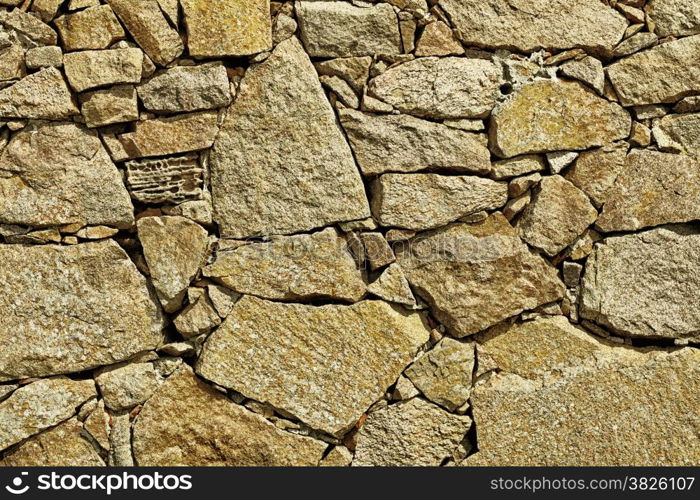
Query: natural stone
63,48,143,92
197,296,430,436
395,214,564,337
489,80,631,158
371,173,507,231
440,0,627,54
105,0,183,66
180,0,272,58
339,108,491,176
652,112,700,155
0,43,25,81
0,121,133,229
173,294,221,338
54,5,125,51
629,121,651,147
206,284,240,317
83,400,110,450
354,398,471,466
503,191,531,221
0,417,104,466
596,150,700,232
24,45,62,69
646,0,700,37
516,175,598,257
415,21,464,57
607,35,700,106
320,446,353,467
79,84,138,128
138,216,209,313
133,366,326,466
405,338,474,411
204,227,365,302
210,38,369,239
0,241,165,380
0,7,58,46
546,151,579,174
368,56,502,119
468,319,700,465
508,173,540,198
314,56,372,95
0,377,96,451
358,232,395,271
564,143,628,208
138,63,231,113
613,32,658,58
96,363,160,411
32,0,65,22
297,2,400,58
492,155,545,180
674,96,700,114
580,225,700,342
108,413,133,466
367,263,416,307
125,153,204,204
0,66,78,119
106,111,219,160
560,56,605,94
320,75,359,108
76,225,119,240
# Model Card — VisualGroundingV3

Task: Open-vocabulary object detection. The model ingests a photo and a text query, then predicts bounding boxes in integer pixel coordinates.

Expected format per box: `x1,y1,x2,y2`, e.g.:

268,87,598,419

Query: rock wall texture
0,0,699,467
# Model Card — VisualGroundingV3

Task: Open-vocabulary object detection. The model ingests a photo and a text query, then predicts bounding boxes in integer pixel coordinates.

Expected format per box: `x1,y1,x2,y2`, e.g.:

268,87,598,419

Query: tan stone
63,48,143,92
468,319,700,465
565,143,628,208
138,216,209,313
137,63,231,113
580,225,700,342
0,7,58,46
314,56,372,95
210,38,369,239
32,0,65,22
339,108,491,176
652,112,700,155
96,363,160,411
489,80,631,158
607,35,700,106
368,56,502,119
405,338,474,411
0,377,96,451
0,44,25,81
395,214,564,337
560,56,604,94
320,75,358,108
0,241,165,380
492,155,546,180
358,232,395,271
613,32,658,58
54,5,126,51
133,366,326,465
204,227,366,302
197,296,430,436
367,263,416,307
125,154,204,204
80,85,138,128
354,398,471,466
320,446,353,467
516,175,598,257
371,173,507,231
173,294,221,338
441,0,627,54
181,0,272,58
83,400,110,451
24,45,62,69
0,122,133,229
0,67,78,119
415,21,464,57
596,150,700,233
105,0,183,66
646,0,700,37
107,111,219,160
297,1,400,58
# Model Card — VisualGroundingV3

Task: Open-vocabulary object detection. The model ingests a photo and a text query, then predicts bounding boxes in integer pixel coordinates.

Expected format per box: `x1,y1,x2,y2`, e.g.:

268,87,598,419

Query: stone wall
0,0,699,466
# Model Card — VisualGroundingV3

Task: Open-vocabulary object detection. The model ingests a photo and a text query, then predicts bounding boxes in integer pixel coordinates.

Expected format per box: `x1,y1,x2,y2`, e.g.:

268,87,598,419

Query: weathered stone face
395,214,565,337
133,366,327,466
580,225,700,342
54,5,125,51
196,296,430,436
652,112,700,155
0,67,78,119
209,37,369,238
0,241,165,380
646,0,700,37
489,80,631,158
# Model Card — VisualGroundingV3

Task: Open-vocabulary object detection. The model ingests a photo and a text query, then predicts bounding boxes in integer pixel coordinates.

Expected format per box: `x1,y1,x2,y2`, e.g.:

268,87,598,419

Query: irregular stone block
125,153,204,204
0,67,78,119
54,5,125,51
646,0,700,37
79,84,138,128
63,48,143,92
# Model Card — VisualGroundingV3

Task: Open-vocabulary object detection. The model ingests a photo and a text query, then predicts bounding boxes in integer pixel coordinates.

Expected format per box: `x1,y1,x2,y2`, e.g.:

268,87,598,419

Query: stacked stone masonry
0,0,698,466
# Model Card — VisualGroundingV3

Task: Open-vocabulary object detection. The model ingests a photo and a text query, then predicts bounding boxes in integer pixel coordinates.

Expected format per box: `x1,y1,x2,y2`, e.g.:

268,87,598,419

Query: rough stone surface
565,143,628,208
596,150,700,232
646,0,700,37
0,241,165,380
210,38,369,239
297,2,400,58
516,175,598,256
371,173,508,231
63,48,143,92
395,214,564,337
468,319,700,465
0,377,96,451
367,263,416,307
607,36,700,106
125,154,204,204
197,296,430,436
79,84,138,128
339,108,491,176
368,57,502,119
54,5,125,51
133,365,327,466
652,112,700,155
405,338,474,411
0,121,134,229
204,227,366,302
180,0,272,58
0,67,77,119
354,398,471,466
96,362,160,411
490,80,631,158
580,225,700,341
138,216,210,313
